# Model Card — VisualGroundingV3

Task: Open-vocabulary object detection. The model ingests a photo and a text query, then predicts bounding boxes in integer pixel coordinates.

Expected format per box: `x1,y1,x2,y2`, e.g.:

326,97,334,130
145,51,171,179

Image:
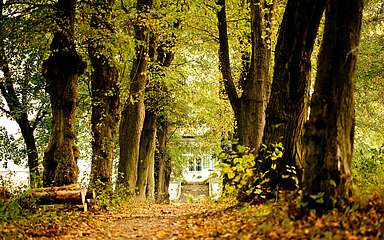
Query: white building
169,136,222,201
182,153,214,183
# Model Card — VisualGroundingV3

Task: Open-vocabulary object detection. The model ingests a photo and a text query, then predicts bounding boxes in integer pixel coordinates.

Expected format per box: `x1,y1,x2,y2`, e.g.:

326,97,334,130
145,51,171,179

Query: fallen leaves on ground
1,197,383,239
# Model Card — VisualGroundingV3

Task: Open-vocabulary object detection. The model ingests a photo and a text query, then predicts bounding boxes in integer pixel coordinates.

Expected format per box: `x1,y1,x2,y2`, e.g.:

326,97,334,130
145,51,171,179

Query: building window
196,158,202,171
203,156,210,169
189,159,194,171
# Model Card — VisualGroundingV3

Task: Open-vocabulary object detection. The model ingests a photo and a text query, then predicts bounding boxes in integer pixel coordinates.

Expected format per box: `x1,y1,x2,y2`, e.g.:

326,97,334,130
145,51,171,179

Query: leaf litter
0,194,383,239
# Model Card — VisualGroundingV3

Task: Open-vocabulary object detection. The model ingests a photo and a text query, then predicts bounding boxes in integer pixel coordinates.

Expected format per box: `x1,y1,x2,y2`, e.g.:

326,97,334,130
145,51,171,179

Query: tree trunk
0,187,11,202
216,0,241,124
0,75,40,188
0,1,40,188
141,32,176,202
118,0,153,191
263,0,325,174
88,0,120,192
42,0,85,187
303,0,363,212
155,117,171,203
136,111,157,199
10,103,40,188
239,0,274,148
31,189,86,205
30,184,92,209
146,143,155,201
216,0,274,149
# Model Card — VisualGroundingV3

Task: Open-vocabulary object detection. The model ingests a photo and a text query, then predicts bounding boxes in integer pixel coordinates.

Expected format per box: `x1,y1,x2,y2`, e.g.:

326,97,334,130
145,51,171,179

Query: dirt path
2,199,383,239
60,203,235,239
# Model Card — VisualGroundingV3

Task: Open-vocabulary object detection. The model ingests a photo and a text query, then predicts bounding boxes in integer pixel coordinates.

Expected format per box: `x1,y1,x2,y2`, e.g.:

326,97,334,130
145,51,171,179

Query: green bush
90,180,129,210
353,144,384,200
219,143,299,204
354,145,384,174
0,189,38,223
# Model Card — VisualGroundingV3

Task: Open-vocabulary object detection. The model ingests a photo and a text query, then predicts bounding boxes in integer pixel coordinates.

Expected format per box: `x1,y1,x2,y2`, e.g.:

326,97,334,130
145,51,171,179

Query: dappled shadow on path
2,196,383,239
61,197,384,240
62,202,235,239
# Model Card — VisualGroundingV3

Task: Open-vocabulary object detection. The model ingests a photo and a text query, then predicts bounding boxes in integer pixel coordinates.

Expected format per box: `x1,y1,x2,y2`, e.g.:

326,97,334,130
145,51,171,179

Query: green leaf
271,163,276,170
227,172,235,180
254,189,263,195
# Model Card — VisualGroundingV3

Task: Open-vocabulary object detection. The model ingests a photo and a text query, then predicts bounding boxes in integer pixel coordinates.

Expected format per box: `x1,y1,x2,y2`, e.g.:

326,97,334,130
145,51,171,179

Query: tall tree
136,110,157,199
0,0,48,188
118,0,153,191
154,115,171,202
217,0,274,149
149,30,176,202
0,65,41,188
88,0,120,191
262,0,325,176
303,0,363,211
42,0,85,186
137,29,176,200
136,33,158,199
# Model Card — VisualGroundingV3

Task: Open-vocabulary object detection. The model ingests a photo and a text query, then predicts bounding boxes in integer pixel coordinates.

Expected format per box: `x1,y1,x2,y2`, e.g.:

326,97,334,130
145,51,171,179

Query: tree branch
31,104,48,130
186,25,220,42
226,18,249,23
216,0,240,118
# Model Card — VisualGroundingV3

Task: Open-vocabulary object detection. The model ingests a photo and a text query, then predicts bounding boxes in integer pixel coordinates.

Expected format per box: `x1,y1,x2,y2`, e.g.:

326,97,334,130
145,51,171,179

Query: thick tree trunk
31,189,86,205
118,0,153,191
148,34,176,201
263,0,325,173
0,1,40,188
136,111,157,199
0,187,11,202
88,0,120,191
303,0,363,212
216,0,273,149
42,0,85,187
118,94,146,191
239,0,273,148
155,117,171,202
29,184,94,211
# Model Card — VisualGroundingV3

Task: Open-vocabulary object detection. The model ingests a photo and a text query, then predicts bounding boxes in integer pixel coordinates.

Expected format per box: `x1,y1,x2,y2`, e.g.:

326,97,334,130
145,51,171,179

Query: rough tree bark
135,34,157,200
118,0,153,191
146,150,155,200
30,184,86,205
137,31,175,200
263,0,325,174
0,1,40,188
303,0,363,212
217,0,274,149
136,111,157,199
42,0,85,187
154,117,171,203
240,0,273,148
88,0,120,191
148,33,176,202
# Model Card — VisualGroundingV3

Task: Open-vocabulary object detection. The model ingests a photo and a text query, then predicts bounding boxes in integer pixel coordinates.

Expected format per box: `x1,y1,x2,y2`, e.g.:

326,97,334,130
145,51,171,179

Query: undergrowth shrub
353,144,384,201
89,179,129,210
219,143,299,204
0,189,37,222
